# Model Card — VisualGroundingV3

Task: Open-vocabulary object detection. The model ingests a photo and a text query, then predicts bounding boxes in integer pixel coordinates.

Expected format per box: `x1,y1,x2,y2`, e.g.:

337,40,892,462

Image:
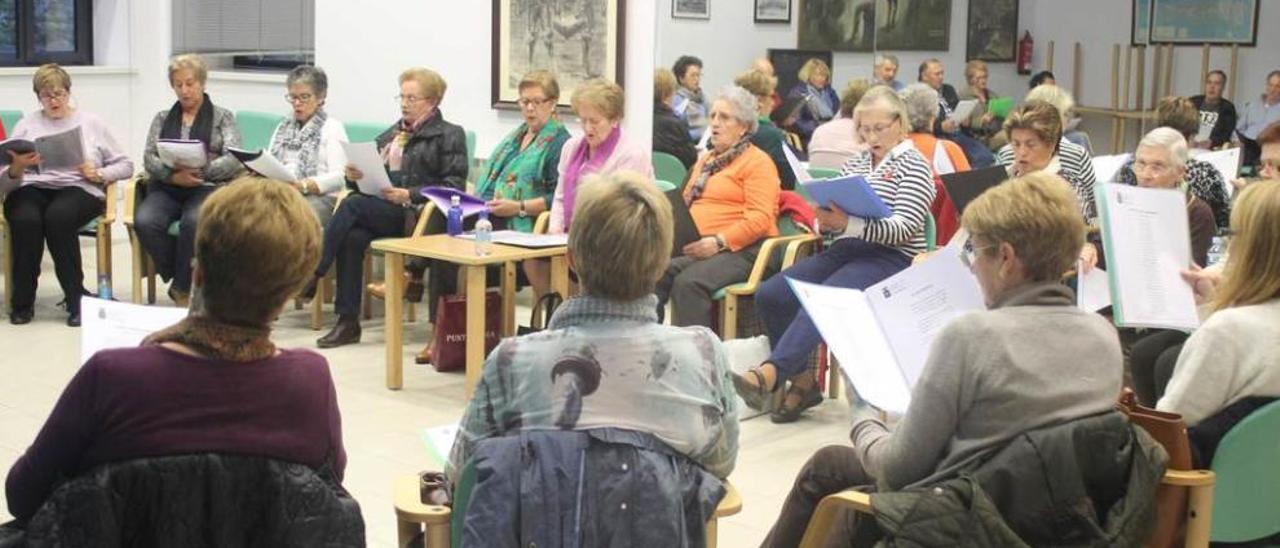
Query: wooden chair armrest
1162,468,1215,487
532,211,551,235
781,234,820,270
799,490,873,548
393,474,452,526
122,174,146,226
411,202,439,237
101,179,119,224
713,481,742,518
728,234,810,296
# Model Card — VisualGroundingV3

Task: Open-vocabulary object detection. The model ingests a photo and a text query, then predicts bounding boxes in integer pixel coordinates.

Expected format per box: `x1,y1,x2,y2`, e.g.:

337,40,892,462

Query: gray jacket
142,105,242,184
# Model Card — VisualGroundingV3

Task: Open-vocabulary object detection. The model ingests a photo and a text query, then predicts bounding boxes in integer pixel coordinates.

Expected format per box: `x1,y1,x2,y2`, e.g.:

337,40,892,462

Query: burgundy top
5,346,346,522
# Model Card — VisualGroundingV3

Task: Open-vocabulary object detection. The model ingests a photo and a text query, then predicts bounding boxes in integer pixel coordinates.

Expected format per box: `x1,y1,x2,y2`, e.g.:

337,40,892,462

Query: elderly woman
653,68,699,170
672,55,709,142
900,83,970,246
447,172,738,543
958,60,1007,151
302,67,468,348
135,54,243,306
759,173,1125,545
808,79,870,170
1156,178,1280,468
1117,96,1231,228
737,87,936,423
1026,83,1091,153
547,78,653,234
736,69,798,190
266,65,349,226
5,178,346,524
0,64,134,326
655,86,781,329
996,100,1099,222
786,58,841,146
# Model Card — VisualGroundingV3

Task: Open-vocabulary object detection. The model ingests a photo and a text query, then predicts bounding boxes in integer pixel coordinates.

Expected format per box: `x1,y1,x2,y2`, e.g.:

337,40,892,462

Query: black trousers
133,183,214,294
1129,329,1189,407
4,186,103,313
316,193,408,317
761,445,882,548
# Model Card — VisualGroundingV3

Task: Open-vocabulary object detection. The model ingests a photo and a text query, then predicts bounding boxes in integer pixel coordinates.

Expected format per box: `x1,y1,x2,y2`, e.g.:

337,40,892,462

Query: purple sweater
4,346,346,522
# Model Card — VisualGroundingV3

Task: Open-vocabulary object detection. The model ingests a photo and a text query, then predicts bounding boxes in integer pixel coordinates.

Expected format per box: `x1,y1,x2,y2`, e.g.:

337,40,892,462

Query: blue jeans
756,238,911,379
134,183,215,293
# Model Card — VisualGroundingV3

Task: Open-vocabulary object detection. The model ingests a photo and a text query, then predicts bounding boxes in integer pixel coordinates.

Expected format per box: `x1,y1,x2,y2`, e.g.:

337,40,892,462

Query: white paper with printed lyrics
340,141,394,195
157,139,208,169
80,298,189,363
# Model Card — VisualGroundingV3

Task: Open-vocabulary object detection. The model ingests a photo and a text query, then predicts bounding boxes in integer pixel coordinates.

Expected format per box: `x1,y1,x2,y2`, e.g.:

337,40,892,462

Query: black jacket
932,83,961,135
0,454,364,547
653,102,699,169
369,110,469,205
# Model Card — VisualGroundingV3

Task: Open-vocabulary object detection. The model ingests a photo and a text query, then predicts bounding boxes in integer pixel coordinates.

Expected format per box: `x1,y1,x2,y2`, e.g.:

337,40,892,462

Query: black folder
939,166,1009,216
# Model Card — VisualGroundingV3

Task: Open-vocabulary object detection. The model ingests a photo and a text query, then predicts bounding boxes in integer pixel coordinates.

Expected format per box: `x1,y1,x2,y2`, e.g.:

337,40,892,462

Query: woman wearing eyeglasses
301,67,468,349
265,65,349,227
1,64,134,326
734,87,936,423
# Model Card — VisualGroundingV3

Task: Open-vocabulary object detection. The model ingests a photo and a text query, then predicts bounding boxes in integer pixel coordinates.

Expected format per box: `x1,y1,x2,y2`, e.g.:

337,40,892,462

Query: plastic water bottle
97,273,112,300
446,195,463,236
474,211,493,256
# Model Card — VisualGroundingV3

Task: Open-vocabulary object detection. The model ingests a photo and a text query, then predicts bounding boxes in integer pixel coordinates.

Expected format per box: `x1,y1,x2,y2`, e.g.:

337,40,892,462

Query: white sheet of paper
1195,147,1240,189
783,143,813,183
341,141,394,195
456,230,568,248
1194,122,1213,145
696,127,712,152
1091,153,1132,184
1077,263,1113,312
157,139,208,169
232,148,297,182
1097,184,1199,331
80,297,189,363
947,100,979,124
422,424,460,467
35,126,85,170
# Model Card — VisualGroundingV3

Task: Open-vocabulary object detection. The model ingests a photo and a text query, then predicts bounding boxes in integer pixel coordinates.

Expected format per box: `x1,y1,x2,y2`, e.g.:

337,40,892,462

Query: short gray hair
899,83,939,133
286,65,329,99
716,85,760,134
1138,127,1189,169
875,53,899,69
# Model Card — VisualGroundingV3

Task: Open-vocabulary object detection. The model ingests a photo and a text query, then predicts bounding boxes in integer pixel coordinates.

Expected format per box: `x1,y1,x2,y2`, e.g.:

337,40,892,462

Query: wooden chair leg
96,224,112,296
311,275,325,330
1183,481,1214,548
827,348,841,400
721,294,738,341
705,517,718,548
362,254,374,320
146,257,157,304
130,230,144,304
2,227,11,313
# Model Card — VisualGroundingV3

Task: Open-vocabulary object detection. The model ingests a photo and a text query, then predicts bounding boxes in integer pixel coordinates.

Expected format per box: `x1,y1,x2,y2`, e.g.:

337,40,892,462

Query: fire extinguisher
1017,31,1034,75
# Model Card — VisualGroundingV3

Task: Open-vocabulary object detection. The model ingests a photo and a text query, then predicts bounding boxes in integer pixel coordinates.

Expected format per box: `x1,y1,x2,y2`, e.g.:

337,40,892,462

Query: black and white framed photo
673,0,710,19
492,0,627,109
966,0,1017,61
755,0,791,23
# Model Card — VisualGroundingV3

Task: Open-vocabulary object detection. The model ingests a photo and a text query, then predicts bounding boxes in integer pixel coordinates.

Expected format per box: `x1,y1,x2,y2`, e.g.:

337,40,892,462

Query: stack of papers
229,148,297,182
80,298,189,363
157,139,208,169
339,141,394,195
0,126,86,171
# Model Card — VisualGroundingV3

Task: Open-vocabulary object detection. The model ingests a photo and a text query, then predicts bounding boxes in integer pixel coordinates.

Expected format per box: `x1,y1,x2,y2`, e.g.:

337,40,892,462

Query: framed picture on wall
755,0,791,23
875,0,951,51
966,0,1017,61
798,0,873,52
491,0,627,109
673,0,710,19
1149,0,1258,45
1131,0,1151,45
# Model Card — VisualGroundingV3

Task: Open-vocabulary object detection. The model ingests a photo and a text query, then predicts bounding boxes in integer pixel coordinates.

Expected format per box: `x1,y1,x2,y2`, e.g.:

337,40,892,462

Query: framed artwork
672,0,710,19
874,0,950,51
492,0,626,109
755,0,791,23
966,0,1017,62
768,48,833,100
1149,0,1258,45
1131,0,1151,45
797,0,873,52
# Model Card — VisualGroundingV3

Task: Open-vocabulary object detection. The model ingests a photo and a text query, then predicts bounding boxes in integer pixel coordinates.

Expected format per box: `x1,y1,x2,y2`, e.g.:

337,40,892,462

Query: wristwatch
518,200,528,218
714,234,728,252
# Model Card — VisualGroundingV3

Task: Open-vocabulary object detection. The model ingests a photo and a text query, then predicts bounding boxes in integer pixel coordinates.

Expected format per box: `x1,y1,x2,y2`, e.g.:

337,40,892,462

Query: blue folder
801,175,892,219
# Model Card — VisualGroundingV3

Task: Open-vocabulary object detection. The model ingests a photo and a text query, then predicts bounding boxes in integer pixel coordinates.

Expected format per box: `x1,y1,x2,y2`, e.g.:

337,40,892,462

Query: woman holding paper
136,54,243,306
266,65,349,226
784,58,840,148
1,64,134,326
759,173,1124,545
958,60,1007,151
736,87,936,423
303,67,468,348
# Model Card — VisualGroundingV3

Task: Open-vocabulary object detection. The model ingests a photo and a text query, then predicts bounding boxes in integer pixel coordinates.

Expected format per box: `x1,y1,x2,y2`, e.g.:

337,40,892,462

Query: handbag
517,292,563,335
429,290,501,372
1116,388,1191,548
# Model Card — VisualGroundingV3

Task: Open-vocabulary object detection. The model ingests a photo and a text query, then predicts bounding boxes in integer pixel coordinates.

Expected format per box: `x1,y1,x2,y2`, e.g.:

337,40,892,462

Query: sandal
732,367,779,411
770,384,823,424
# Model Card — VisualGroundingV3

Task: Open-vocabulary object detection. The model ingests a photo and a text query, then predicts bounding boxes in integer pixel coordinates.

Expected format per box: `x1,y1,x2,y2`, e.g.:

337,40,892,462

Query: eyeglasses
517,97,551,108
38,90,69,103
1132,158,1173,175
285,93,315,104
395,94,428,105
856,119,899,139
960,238,994,268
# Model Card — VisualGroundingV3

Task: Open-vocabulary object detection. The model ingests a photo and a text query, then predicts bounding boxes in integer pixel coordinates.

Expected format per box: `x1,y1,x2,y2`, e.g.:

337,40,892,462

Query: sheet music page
157,139,208,169
1077,263,1113,312
34,126,85,170
1091,153,1132,184
231,147,298,182
947,100,979,124
783,143,813,183
1194,147,1240,189
1097,184,1199,331
340,141,394,195
80,298,189,363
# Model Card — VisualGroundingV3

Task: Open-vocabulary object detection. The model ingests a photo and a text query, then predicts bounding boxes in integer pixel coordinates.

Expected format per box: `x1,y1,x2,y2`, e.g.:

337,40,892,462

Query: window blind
171,0,313,55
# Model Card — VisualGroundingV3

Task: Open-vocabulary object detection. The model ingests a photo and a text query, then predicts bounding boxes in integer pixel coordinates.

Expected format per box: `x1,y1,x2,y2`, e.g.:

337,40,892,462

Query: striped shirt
997,137,1099,223
839,139,937,257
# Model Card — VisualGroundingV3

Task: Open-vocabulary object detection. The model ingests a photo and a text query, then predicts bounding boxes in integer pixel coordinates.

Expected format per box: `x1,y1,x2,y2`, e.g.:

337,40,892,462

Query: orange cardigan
682,145,780,251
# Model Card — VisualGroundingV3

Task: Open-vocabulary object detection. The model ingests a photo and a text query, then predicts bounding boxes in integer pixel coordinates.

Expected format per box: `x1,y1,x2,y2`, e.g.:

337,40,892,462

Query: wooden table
371,235,569,395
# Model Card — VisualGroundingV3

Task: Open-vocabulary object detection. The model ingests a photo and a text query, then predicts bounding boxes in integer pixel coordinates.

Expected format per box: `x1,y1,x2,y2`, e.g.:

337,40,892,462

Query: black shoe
67,311,81,327
317,316,361,348
731,367,779,411
9,307,34,325
771,386,824,424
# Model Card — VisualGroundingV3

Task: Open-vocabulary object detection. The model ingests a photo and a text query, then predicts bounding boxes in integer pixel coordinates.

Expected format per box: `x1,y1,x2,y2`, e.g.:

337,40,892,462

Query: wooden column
1072,42,1083,101
1200,44,1211,94
1228,44,1240,102
1111,44,1122,154
1046,40,1055,72
1162,44,1174,99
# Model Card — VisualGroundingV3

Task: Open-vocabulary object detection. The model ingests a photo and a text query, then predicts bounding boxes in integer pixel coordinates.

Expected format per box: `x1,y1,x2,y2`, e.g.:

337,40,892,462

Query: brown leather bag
1116,388,1191,548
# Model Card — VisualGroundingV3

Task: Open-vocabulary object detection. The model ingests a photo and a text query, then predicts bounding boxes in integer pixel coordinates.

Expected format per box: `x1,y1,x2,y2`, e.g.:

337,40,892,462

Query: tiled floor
0,231,854,547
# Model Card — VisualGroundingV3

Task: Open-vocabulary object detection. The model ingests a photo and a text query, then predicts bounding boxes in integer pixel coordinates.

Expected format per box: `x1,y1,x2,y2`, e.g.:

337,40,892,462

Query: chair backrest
655,179,678,192
345,120,386,144
234,110,285,152
924,213,937,251
1210,400,1280,542
807,167,841,180
0,110,22,134
653,152,688,188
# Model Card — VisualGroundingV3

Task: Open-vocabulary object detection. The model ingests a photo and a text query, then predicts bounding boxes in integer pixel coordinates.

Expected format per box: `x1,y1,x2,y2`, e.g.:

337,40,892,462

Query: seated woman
1026,83,1092,153
5,178,346,524
655,85,781,329
303,67,468,348
135,54,243,306
900,83,970,246
736,87,935,423
653,68,698,170
1,64,134,326
808,79,870,170
958,60,1007,151
785,58,840,148
736,69,798,190
267,65,349,227
1116,96,1231,228
448,169,738,483
760,173,1124,546
547,78,652,234
1159,179,1280,466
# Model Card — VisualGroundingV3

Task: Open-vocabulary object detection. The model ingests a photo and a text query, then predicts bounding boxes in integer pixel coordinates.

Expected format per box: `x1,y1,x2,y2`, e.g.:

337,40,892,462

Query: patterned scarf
383,109,434,172
561,126,621,229
270,109,328,180
805,85,835,121
142,314,276,362
685,133,754,205
477,118,566,232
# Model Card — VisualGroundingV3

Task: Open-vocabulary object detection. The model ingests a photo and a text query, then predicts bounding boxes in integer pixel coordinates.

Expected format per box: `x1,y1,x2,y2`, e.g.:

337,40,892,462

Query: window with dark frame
0,0,93,66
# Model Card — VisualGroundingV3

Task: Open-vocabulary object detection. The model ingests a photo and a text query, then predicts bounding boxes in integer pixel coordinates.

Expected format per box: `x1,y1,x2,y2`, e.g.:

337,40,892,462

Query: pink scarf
562,126,621,229
382,109,433,172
